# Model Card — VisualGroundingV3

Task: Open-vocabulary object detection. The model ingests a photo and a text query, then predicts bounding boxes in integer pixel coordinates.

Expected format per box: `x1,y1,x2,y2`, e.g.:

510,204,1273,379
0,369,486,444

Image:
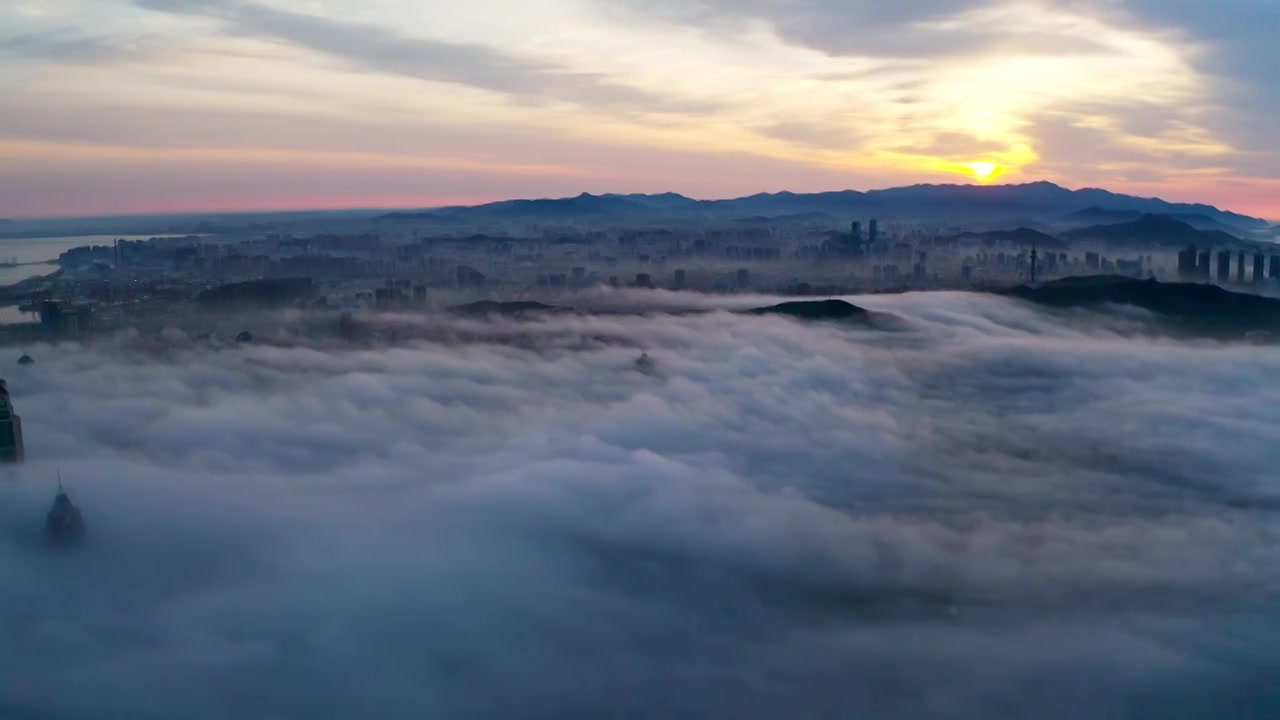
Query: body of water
0,234,200,324
0,234,195,287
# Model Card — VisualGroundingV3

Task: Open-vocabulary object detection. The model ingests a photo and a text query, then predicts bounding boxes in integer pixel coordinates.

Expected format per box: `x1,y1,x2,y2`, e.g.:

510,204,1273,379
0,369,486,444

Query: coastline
0,266,64,304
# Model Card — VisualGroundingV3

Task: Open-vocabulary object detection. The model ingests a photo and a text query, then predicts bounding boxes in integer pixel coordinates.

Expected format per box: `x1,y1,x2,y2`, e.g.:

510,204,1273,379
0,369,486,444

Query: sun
966,161,1000,182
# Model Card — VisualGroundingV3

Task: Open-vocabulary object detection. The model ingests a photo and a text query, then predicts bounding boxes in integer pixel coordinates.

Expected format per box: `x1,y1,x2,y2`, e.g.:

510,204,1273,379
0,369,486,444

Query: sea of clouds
2,290,1279,719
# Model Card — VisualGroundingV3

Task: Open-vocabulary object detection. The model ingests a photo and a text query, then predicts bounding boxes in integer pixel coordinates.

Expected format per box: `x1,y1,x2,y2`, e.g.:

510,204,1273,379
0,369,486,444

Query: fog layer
3,291,1279,719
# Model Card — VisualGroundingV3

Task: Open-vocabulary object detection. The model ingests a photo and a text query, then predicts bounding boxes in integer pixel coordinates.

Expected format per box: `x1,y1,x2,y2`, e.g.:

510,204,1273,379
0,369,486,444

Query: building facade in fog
0,380,24,463
1177,246,1196,278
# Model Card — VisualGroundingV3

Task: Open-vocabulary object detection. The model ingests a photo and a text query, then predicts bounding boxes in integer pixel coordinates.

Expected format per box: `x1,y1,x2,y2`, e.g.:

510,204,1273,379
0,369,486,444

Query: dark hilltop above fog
996,275,1280,333
746,299,869,320
447,300,567,317
444,297,891,326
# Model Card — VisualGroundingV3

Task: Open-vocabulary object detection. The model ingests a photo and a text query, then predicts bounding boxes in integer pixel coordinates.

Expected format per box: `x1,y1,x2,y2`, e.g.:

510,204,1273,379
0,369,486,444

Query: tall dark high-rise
851,221,862,243
1177,246,1197,278
1217,250,1231,282
1238,251,1247,283
1254,253,1266,282
868,219,879,245
1270,255,1280,280
1197,250,1211,277
0,379,24,463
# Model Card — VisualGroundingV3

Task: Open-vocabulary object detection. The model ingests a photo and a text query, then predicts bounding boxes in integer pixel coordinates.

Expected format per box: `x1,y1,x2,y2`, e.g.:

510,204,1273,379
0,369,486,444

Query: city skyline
3,0,1278,218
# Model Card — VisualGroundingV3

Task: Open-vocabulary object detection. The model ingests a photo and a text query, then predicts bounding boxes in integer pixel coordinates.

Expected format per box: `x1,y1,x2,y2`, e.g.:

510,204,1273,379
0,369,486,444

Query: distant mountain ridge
1063,206,1247,235
409,181,1267,231
1064,214,1245,248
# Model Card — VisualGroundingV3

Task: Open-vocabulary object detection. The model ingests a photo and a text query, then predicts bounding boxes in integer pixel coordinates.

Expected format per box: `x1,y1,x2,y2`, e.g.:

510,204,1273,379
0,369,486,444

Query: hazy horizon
2,179,1274,224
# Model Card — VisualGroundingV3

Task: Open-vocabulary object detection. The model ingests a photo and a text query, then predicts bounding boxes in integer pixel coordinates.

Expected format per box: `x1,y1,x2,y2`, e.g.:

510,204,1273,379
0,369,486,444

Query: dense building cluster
0,203,1272,347
1177,245,1280,285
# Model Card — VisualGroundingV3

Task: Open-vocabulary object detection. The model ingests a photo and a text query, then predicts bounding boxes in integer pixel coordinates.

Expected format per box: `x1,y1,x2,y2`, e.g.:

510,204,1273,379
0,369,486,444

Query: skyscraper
1177,246,1197,278
868,219,879,245
1217,250,1232,282
0,379,24,463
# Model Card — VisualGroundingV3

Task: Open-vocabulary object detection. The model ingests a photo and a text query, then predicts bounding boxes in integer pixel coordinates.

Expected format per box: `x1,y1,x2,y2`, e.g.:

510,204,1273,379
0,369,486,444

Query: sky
3,291,1280,718
1,0,1278,218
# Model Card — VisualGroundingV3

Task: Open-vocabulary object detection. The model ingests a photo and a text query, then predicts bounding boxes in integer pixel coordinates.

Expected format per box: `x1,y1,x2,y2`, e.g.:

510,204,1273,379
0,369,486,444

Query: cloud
580,0,1240,191
0,30,158,65
2,290,1280,718
1114,0,1280,161
132,0,717,115
1023,109,1235,182
2,0,1276,214
1122,0,1279,86
0,130,925,218
894,132,1011,159
596,0,1111,60
758,120,865,149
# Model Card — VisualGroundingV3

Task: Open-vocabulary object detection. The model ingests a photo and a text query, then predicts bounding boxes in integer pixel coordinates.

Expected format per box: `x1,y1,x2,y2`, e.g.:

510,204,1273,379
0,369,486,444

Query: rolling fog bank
2,291,1278,719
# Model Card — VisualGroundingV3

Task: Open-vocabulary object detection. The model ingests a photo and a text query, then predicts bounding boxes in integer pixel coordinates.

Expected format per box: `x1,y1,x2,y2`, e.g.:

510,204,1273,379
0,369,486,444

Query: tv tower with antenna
1029,240,1040,287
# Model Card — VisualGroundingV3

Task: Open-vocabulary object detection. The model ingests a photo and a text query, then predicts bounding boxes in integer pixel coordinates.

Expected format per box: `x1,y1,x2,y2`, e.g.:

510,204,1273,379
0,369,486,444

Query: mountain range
392,181,1269,232
1061,207,1247,235
1063,214,1248,249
